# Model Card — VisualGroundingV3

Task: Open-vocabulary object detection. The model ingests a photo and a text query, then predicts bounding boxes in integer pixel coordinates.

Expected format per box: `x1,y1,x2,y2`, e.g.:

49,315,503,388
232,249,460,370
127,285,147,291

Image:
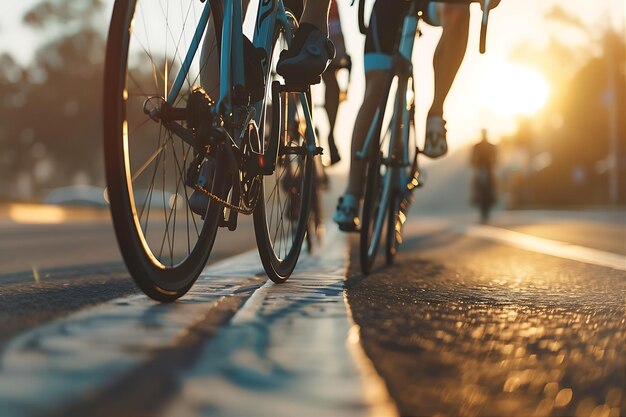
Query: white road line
162,229,398,417
467,225,626,271
0,250,265,417
0,229,397,417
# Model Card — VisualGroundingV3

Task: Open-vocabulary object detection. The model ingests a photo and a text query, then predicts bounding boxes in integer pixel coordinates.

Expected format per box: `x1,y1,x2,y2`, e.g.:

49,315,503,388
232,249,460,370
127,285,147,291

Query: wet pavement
0,207,623,416
345,218,625,417
161,230,394,417
0,230,394,417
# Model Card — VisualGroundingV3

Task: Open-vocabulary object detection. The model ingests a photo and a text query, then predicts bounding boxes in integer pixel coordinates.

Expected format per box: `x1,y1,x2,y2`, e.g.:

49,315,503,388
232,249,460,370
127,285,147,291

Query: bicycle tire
385,191,401,265
104,0,226,302
385,75,418,265
360,70,406,275
253,13,314,283
360,149,387,275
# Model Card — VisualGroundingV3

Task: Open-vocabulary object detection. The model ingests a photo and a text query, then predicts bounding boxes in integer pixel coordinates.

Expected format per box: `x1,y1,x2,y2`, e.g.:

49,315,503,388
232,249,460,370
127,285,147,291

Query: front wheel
103,0,225,301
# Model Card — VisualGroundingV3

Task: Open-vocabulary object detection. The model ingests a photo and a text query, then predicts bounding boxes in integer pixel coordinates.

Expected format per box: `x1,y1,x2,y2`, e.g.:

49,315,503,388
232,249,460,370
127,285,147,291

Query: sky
0,0,624,166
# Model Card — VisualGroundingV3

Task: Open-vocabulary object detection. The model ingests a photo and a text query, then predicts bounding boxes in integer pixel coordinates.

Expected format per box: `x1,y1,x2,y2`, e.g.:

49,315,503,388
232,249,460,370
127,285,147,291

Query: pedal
274,81,312,94
218,210,233,229
282,75,322,88
218,211,238,231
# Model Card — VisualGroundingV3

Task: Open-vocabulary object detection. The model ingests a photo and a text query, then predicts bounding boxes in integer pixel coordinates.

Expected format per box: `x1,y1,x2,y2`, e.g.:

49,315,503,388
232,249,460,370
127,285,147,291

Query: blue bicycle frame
166,0,294,132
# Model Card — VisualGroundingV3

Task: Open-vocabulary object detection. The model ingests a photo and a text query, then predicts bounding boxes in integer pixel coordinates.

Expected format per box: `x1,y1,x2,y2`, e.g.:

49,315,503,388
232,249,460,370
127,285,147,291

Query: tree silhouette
0,0,106,200
507,30,626,206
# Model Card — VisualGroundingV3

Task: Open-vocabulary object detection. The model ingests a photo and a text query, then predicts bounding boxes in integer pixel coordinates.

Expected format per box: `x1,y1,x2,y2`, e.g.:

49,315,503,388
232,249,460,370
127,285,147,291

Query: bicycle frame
166,0,294,137
356,4,418,169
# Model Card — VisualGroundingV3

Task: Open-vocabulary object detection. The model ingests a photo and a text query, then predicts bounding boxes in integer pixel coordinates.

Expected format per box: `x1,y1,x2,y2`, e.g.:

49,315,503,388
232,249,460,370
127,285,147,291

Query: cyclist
333,1,497,231
471,128,497,222
322,1,351,165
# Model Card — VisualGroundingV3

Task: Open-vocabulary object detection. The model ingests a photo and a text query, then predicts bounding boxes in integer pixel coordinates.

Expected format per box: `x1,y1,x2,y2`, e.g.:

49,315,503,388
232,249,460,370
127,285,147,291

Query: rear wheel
386,191,401,265
103,0,225,301
253,13,315,283
360,151,388,275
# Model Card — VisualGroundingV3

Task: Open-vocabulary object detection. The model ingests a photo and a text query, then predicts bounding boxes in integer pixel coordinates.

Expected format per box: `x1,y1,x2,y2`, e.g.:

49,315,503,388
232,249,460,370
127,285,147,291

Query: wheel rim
114,0,221,269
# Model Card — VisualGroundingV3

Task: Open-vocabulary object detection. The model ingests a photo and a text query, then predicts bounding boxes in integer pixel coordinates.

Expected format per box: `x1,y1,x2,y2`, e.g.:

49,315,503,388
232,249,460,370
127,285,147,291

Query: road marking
0,229,397,417
0,250,265,417
163,229,398,417
467,225,626,271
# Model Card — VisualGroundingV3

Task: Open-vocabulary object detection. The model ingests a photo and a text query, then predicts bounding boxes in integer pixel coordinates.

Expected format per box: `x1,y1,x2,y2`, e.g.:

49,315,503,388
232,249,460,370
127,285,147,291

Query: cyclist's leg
283,0,304,20
430,4,470,116
323,1,348,164
322,69,340,162
300,0,331,35
423,3,470,158
345,70,387,199
334,0,407,231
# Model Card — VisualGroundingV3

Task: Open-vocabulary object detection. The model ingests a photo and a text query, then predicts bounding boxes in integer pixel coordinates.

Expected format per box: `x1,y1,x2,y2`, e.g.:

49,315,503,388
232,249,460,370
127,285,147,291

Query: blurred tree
508,30,626,206
0,0,106,200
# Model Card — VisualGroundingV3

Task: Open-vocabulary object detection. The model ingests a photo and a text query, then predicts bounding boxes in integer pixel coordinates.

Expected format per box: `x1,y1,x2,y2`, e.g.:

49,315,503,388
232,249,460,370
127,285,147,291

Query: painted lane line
0,250,265,417
467,225,626,271
163,229,398,417
0,229,397,417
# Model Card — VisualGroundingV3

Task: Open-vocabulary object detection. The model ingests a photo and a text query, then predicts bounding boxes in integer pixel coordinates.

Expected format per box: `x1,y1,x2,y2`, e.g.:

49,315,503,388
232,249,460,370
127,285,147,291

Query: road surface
0,197,623,417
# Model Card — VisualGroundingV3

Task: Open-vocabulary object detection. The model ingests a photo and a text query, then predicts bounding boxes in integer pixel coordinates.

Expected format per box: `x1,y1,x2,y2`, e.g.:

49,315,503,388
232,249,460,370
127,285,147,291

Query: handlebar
479,0,491,54
353,0,494,54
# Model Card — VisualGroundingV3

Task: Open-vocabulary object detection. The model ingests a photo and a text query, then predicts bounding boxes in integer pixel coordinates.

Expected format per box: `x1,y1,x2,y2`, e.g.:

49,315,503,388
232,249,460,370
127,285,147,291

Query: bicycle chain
193,183,256,215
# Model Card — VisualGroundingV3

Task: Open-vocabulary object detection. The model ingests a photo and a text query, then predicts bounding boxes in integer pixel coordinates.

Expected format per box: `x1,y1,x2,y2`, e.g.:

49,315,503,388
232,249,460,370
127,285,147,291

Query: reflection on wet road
163,230,395,417
0,208,623,416
346,217,625,417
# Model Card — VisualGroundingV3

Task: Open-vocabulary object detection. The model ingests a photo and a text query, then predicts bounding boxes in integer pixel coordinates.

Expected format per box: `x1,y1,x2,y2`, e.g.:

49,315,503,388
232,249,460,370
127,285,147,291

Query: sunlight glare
481,64,550,117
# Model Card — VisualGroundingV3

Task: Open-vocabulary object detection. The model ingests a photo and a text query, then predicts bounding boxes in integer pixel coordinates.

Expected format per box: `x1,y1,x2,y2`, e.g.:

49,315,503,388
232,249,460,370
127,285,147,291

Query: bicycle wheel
360,150,389,275
104,0,225,302
254,14,315,283
305,157,325,254
361,73,409,274
386,190,401,265
386,76,417,265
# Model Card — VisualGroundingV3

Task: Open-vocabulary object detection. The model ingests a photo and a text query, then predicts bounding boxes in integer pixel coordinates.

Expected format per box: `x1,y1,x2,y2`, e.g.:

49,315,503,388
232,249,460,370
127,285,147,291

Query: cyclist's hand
481,0,501,11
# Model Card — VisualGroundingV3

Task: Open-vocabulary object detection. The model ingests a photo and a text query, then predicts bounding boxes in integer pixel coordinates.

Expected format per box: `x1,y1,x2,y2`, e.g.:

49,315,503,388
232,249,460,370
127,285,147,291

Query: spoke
132,144,166,184
128,117,153,137
138,124,166,233
158,141,173,262
170,134,201,254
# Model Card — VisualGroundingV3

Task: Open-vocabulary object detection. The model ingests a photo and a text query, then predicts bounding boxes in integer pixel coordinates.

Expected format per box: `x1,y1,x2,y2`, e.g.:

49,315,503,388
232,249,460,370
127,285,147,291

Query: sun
481,63,550,117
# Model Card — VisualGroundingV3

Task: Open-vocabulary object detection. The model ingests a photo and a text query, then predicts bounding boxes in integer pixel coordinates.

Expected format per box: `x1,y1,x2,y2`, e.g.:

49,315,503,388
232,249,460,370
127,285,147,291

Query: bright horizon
0,0,624,169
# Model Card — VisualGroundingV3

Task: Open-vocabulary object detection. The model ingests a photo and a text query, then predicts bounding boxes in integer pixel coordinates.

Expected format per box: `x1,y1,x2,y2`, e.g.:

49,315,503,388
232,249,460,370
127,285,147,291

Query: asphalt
345,218,625,417
0,195,624,417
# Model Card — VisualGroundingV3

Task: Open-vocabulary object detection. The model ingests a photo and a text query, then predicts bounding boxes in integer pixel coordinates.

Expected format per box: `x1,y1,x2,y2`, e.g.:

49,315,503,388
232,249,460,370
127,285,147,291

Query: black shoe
277,23,335,86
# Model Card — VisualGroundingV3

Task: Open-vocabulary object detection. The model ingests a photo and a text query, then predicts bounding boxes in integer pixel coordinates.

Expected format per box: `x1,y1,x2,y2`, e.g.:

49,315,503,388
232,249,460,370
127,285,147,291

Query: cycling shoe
277,23,335,86
332,193,360,232
423,115,448,158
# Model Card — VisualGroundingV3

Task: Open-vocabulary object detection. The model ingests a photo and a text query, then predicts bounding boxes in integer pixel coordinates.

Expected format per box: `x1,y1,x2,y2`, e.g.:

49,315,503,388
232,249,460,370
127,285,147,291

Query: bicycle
473,166,495,223
355,0,494,274
103,0,321,301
